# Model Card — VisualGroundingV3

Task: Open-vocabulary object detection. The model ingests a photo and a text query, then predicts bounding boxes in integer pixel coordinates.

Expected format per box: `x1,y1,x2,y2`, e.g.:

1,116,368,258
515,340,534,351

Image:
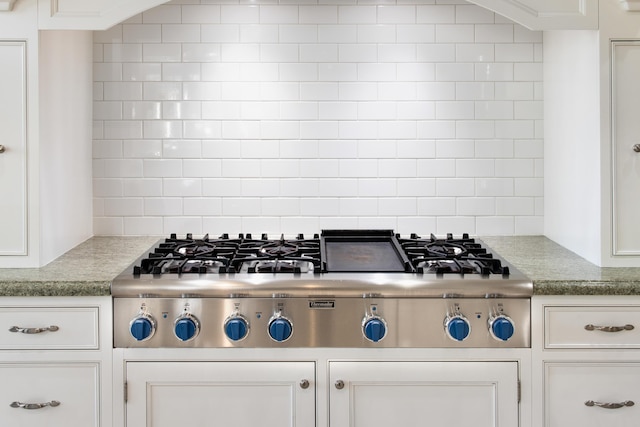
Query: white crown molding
621,0,640,11
0,0,17,11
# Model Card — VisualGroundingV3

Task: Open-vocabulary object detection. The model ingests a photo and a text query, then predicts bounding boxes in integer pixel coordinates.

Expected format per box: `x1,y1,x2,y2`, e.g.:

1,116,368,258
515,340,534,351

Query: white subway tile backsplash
475,216,514,235
474,62,513,81
162,217,203,235
123,25,162,43
475,24,513,43
163,178,203,196
145,198,183,215
475,178,513,197
123,101,162,120
435,24,474,43
143,5,182,24
123,140,162,158
124,179,163,197
143,159,183,177
201,24,240,42
104,44,143,63
182,5,221,24
416,5,455,24
221,5,260,24
183,198,223,215
144,82,183,100
124,217,163,235
94,1,544,236
300,5,338,24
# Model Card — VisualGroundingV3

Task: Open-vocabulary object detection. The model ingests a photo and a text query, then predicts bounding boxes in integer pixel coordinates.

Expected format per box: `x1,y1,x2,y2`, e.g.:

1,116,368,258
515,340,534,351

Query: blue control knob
174,315,199,342
130,315,155,342
363,317,387,342
269,317,293,342
224,316,249,341
490,315,515,341
445,315,471,341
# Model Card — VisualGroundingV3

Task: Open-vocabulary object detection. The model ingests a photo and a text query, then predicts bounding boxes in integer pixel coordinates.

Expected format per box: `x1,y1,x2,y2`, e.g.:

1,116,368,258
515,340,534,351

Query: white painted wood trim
467,0,598,30
620,0,640,11
0,0,18,11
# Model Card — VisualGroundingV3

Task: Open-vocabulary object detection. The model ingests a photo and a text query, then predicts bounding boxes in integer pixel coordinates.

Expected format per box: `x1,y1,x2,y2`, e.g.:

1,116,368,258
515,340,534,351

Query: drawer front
545,362,640,427
0,363,99,427
545,306,640,349
0,306,99,350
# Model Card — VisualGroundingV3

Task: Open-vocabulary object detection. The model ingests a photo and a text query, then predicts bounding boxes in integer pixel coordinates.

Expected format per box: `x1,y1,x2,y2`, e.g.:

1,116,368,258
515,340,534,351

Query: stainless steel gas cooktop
112,230,532,349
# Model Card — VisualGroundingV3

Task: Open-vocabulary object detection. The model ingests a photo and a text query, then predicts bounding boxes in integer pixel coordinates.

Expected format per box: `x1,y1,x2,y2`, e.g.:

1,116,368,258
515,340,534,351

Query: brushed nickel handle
585,400,634,409
335,380,345,390
0,145,5,153
584,324,634,332
9,325,60,334
300,379,310,389
634,144,640,153
10,400,60,410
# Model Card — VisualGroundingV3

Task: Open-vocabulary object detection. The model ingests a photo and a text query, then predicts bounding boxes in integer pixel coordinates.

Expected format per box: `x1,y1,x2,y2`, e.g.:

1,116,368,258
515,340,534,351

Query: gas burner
232,234,322,274
399,233,508,275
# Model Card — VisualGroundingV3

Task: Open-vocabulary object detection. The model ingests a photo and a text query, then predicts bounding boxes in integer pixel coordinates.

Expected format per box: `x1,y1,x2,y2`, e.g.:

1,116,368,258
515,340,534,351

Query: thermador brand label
309,301,335,309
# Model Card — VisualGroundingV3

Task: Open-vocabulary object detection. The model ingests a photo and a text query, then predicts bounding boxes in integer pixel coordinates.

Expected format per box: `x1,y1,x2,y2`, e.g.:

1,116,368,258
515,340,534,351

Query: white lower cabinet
0,297,112,427
124,359,520,427
125,361,315,427
329,361,519,427
534,296,640,427
0,363,100,426
545,363,640,427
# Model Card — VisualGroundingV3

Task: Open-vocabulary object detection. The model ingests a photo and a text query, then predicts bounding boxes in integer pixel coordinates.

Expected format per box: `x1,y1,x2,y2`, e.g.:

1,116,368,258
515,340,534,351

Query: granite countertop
1,235,640,297
482,236,640,295
0,237,159,296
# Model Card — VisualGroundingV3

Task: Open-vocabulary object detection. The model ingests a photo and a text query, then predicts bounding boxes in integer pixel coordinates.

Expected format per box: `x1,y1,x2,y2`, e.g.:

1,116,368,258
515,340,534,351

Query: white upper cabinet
37,0,170,30
467,0,598,30
0,42,27,256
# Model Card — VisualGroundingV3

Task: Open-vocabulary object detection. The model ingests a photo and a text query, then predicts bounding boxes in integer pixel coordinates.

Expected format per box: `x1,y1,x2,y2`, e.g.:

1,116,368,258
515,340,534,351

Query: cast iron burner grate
399,233,510,276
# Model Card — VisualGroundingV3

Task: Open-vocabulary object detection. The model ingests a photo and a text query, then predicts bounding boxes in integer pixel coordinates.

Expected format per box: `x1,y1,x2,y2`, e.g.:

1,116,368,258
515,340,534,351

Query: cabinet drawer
0,363,99,427
0,306,99,350
544,306,640,349
545,363,640,427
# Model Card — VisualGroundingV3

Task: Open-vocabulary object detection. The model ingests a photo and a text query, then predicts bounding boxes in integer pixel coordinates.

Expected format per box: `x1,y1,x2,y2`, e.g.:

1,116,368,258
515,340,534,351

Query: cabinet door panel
38,0,170,30
0,363,99,427
0,306,99,350
612,41,640,256
0,41,27,256
330,361,519,427
126,361,315,427
545,363,640,427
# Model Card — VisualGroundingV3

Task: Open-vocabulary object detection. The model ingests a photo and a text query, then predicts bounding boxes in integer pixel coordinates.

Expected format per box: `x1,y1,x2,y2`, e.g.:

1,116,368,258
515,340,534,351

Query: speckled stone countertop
0,237,159,296
1,235,640,297
482,236,640,295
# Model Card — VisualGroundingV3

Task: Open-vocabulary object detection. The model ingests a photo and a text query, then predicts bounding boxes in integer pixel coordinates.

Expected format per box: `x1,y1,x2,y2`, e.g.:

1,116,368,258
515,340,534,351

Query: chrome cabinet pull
585,400,634,409
9,325,60,334
0,145,5,153
10,400,60,410
335,380,345,390
584,324,634,332
299,379,310,389
634,144,640,153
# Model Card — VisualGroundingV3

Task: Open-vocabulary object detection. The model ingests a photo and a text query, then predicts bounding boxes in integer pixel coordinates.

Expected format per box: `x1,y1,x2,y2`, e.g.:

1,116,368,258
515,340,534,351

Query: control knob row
129,312,294,343
444,313,515,342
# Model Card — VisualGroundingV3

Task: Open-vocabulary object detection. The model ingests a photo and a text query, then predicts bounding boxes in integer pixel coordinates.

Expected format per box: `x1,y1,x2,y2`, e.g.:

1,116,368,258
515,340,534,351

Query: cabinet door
0,41,27,256
329,361,519,427
126,361,315,427
466,0,597,30
0,363,99,427
545,362,640,427
38,0,170,30
612,41,640,256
